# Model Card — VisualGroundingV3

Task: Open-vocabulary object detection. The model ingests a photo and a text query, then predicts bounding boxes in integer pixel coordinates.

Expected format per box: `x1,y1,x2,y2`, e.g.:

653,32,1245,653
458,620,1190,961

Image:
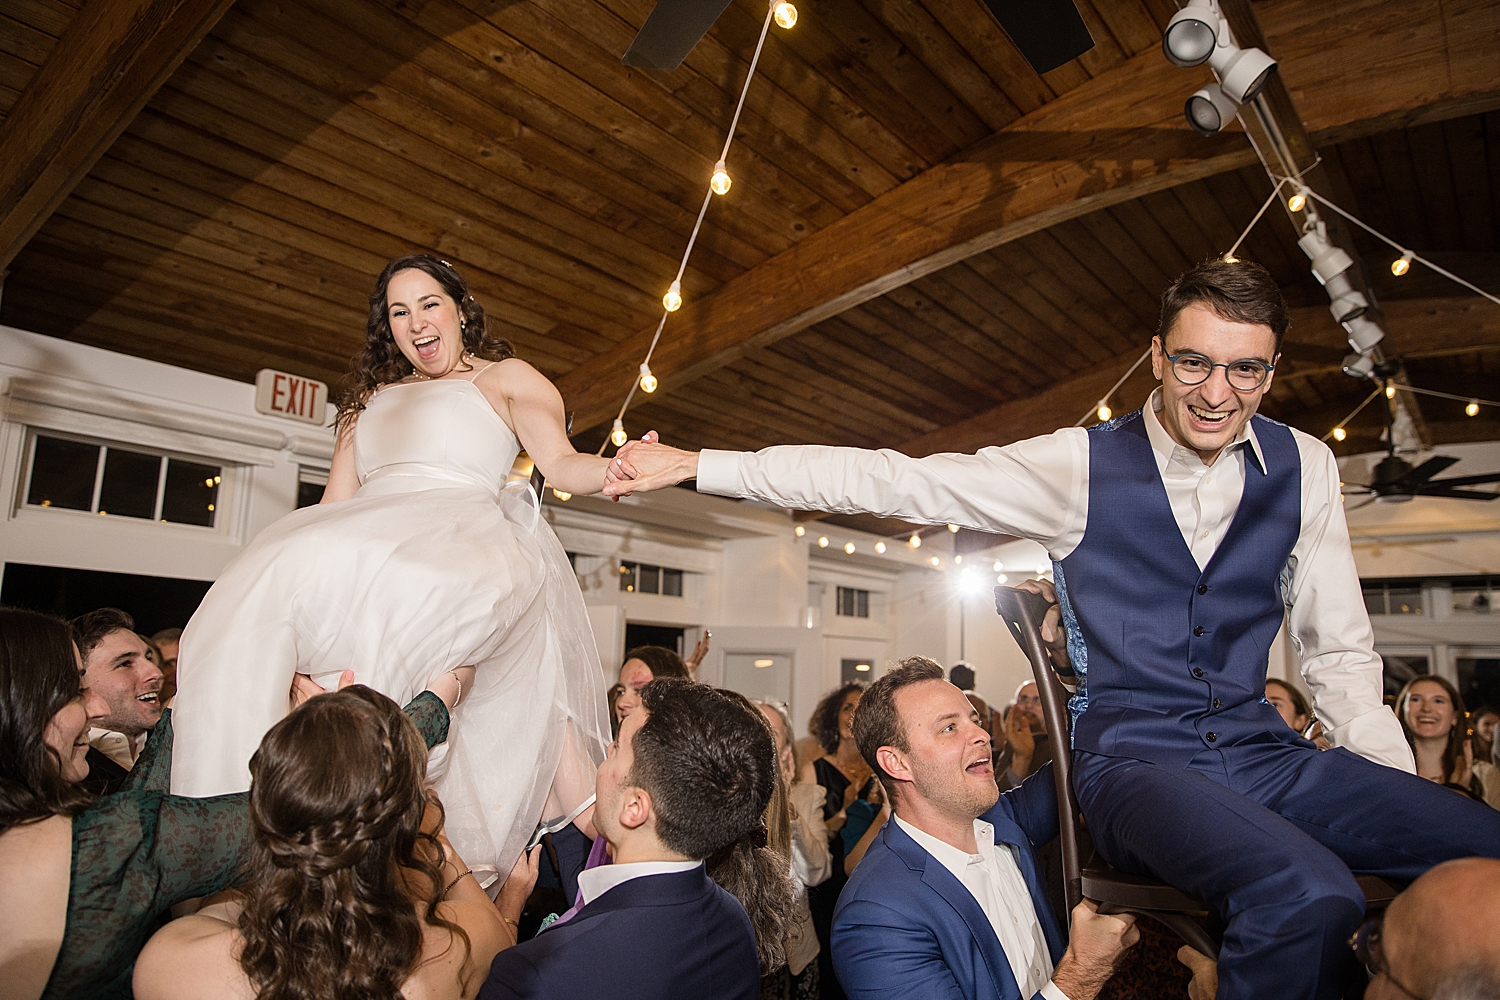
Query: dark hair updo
335,254,514,432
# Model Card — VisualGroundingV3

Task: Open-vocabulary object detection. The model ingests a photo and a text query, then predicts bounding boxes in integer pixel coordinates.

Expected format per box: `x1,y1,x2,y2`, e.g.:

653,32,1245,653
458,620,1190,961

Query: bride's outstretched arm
489,358,614,496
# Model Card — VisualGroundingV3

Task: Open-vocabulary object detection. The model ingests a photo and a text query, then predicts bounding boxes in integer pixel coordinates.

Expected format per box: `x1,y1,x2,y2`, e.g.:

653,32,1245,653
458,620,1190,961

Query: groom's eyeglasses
1165,351,1274,391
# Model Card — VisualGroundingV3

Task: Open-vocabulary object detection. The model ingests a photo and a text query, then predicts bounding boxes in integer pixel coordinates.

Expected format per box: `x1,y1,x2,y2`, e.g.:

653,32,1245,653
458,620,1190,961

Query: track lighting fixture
1299,223,1385,357
1341,351,1376,379
1185,83,1240,136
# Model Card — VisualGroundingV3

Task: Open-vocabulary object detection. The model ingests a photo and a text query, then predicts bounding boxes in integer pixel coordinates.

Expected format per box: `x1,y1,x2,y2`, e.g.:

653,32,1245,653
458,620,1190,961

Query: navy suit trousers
1074,740,1500,1000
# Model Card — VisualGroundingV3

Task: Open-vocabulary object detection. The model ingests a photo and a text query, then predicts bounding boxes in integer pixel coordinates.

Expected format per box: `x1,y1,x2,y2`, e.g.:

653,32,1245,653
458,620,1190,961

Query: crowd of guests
4,602,1500,1000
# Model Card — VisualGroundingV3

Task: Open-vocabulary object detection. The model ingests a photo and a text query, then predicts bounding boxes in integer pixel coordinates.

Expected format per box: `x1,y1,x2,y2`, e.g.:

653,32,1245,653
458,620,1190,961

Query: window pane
1453,586,1494,614
639,564,660,595
1363,586,1386,617
162,460,220,527
97,448,160,519
27,436,99,510
857,589,869,618
662,568,683,597
619,562,637,593
1387,587,1422,615
296,480,324,509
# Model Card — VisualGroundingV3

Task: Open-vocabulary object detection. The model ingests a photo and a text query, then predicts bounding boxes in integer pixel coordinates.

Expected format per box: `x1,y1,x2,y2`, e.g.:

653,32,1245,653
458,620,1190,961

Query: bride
170,254,611,882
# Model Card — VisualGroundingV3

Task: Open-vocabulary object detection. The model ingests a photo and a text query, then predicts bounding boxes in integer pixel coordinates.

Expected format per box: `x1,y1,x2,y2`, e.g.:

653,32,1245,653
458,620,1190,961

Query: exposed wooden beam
898,296,1500,458
0,0,236,270
558,0,1500,435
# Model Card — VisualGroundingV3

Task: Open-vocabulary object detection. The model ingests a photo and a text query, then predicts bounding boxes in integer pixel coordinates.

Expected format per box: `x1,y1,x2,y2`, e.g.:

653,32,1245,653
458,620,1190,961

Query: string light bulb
954,554,963,564
1467,400,1481,417
1391,250,1414,277
817,536,829,548
638,362,658,393
794,524,805,536
552,488,571,501
772,1,797,29
1287,190,1306,213
844,541,856,554
1332,426,1347,442
710,159,732,196
610,419,628,448
1096,402,1113,421
1222,253,1239,264
662,279,682,313
909,533,922,548
948,523,960,533
875,541,887,553
929,556,940,567
997,573,1008,584
1385,384,1397,399
993,560,1004,572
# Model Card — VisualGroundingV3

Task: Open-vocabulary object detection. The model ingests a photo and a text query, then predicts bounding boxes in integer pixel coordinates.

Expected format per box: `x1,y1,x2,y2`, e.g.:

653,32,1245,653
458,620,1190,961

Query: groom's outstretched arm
604,431,1085,545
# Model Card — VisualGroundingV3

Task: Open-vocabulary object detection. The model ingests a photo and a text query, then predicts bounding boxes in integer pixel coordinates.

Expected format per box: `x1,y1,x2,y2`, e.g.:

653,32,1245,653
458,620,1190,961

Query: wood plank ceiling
2,0,1498,486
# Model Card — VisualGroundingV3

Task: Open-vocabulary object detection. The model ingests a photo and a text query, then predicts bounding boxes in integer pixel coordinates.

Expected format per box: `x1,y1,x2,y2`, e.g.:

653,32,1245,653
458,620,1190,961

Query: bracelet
443,868,472,897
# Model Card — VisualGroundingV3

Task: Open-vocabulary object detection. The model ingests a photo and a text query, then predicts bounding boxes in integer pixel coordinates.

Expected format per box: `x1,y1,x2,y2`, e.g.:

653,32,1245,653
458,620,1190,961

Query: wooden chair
993,586,1399,960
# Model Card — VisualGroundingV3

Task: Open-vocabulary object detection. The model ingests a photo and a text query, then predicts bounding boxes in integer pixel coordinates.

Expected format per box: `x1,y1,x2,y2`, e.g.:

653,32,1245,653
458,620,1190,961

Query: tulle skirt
171,475,609,879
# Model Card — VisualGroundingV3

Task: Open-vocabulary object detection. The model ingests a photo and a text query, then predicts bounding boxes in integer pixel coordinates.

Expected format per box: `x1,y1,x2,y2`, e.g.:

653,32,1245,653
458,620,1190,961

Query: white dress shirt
894,815,1068,1000
576,858,703,907
696,390,1413,772
89,727,146,770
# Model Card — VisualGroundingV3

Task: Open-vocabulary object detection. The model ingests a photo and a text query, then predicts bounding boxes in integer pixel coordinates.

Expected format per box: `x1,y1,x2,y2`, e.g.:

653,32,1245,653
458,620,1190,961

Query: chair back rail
994,585,1083,913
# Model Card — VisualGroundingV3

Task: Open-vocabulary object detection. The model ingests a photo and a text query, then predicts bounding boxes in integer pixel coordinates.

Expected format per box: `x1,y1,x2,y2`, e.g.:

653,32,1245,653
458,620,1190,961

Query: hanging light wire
1222,175,1291,262
1392,384,1500,409
1320,385,1383,443
1074,348,1152,426
598,3,780,455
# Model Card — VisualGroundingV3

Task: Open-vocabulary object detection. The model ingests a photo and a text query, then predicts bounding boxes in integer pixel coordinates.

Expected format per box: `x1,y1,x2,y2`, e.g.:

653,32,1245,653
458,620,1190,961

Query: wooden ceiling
2,0,1499,480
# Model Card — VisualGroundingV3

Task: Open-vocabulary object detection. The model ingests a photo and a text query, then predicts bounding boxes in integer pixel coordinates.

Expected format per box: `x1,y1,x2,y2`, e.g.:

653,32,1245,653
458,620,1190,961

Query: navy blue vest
1056,409,1307,766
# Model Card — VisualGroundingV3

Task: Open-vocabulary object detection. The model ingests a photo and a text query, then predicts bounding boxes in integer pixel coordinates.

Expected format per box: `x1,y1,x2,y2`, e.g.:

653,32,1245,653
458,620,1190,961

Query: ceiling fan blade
622,0,734,71
979,0,1095,74
1423,472,1500,488
1392,455,1460,488
1411,487,1500,501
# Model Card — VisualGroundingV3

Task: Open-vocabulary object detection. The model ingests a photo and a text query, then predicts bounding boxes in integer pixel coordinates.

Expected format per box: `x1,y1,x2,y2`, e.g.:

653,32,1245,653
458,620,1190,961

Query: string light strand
1074,347,1152,426
1321,385,1383,443
599,3,783,455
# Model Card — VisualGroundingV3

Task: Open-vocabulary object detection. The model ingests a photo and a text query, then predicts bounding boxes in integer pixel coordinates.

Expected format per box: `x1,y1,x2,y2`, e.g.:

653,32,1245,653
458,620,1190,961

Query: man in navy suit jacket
833,658,1139,1000
479,680,773,1000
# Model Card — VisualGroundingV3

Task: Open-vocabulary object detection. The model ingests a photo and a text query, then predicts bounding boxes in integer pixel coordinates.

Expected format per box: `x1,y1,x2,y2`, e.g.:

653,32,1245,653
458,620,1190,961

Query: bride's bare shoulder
133,901,252,1000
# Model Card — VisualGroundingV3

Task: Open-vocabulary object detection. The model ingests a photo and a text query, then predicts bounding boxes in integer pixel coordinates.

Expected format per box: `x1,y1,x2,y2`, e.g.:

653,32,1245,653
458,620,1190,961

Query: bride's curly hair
236,685,468,1000
334,254,514,433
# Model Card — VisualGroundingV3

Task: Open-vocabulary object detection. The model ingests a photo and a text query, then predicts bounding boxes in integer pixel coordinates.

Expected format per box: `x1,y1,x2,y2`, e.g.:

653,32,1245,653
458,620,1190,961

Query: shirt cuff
1326,705,1415,773
695,449,742,497
1039,980,1072,1000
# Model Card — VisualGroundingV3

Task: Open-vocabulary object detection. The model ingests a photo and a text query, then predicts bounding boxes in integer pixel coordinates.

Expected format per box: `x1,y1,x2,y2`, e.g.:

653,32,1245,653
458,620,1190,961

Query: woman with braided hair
171,254,612,884
134,685,535,1000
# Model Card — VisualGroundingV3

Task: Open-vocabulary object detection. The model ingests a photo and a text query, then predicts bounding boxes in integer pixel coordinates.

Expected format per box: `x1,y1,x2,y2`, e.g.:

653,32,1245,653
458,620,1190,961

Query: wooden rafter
556,0,1500,435
0,0,236,270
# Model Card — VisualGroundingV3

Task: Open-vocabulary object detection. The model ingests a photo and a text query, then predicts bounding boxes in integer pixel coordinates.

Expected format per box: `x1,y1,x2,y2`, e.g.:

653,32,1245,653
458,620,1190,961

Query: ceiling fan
622,0,1095,74
1341,375,1500,510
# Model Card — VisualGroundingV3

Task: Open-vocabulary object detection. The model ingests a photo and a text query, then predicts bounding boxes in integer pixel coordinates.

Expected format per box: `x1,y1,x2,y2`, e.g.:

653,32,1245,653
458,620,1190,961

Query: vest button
1197,584,1209,595
1206,732,1218,742
1193,667,1204,678
1213,698,1221,709
1193,625,1206,636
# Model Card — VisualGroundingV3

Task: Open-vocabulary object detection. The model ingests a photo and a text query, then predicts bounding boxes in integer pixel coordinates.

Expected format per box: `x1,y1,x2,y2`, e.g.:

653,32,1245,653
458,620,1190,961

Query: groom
601,259,1500,999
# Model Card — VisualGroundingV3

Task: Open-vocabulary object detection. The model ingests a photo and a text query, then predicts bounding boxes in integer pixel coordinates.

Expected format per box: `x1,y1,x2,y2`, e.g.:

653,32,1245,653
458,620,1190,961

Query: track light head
1341,350,1376,379
1211,44,1277,103
1328,289,1369,325
1341,314,1385,355
1185,83,1239,136
1297,228,1354,285
1163,0,1220,67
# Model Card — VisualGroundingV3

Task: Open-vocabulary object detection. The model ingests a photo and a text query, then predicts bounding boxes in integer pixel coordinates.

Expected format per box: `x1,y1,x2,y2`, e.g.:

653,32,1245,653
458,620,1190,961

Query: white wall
0,325,332,585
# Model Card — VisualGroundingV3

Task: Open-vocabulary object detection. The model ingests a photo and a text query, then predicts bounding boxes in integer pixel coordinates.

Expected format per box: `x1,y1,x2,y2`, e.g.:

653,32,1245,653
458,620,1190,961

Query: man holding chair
603,259,1500,998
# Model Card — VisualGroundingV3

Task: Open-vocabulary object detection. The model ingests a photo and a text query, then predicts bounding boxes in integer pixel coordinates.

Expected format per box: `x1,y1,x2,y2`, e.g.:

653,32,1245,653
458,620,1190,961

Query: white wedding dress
171,371,609,880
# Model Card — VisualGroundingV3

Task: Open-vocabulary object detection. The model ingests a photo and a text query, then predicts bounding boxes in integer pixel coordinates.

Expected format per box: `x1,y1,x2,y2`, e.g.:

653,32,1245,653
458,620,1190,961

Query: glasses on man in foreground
1165,351,1275,391
1350,911,1425,1000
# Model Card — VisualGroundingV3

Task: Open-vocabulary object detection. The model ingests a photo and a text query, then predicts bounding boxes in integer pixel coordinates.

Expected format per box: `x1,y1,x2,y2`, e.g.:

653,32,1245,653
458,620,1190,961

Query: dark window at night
836,586,870,618
99,448,160,519
619,561,684,597
296,480,325,509
26,436,99,510
24,434,221,528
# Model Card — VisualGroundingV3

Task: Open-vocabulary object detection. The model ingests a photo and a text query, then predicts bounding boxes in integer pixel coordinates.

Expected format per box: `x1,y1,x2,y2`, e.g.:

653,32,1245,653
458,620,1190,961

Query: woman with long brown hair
1397,674,1482,799
135,686,529,1000
171,255,612,884
0,606,462,1000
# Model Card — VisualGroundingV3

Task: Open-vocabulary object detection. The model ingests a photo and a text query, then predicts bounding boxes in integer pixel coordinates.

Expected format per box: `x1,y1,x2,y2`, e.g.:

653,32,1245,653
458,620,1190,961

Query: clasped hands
601,430,695,500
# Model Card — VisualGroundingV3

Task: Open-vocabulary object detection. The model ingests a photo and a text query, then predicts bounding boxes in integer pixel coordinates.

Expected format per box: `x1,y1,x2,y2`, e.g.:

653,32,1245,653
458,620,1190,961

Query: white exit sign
254,369,328,425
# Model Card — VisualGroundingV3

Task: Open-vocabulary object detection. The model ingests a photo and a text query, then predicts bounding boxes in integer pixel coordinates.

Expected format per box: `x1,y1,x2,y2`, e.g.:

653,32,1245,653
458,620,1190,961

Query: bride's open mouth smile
413,334,442,362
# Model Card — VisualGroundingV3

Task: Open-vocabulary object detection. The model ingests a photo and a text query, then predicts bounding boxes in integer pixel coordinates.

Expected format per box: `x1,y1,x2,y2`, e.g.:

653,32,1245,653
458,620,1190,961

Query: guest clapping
133,686,510,1000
